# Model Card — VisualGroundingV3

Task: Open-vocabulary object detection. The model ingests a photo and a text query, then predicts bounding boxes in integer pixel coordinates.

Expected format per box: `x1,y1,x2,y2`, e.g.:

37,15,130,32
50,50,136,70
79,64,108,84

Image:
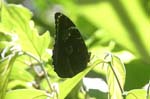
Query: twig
147,80,150,99
22,51,55,95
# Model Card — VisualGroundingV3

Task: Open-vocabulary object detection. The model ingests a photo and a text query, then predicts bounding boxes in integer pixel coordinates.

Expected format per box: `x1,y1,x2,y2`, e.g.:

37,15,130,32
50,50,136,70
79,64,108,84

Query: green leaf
0,32,12,41
126,89,149,99
1,4,50,57
5,89,48,99
59,59,102,99
0,32,15,55
107,55,126,99
0,53,18,99
7,80,33,90
125,59,150,90
10,62,34,82
0,3,52,98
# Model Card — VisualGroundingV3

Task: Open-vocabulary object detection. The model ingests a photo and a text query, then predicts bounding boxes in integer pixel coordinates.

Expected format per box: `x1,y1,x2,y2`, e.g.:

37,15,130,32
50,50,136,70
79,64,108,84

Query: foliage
0,0,150,99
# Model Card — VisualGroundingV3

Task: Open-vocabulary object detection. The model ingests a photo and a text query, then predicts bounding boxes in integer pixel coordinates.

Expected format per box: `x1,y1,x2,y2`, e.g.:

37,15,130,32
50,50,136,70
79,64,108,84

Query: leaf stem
147,80,150,99
108,55,124,94
22,51,58,98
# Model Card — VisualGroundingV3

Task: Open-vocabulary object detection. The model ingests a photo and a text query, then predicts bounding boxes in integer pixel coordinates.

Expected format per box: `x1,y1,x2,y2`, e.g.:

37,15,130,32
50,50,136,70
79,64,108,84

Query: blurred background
3,0,150,99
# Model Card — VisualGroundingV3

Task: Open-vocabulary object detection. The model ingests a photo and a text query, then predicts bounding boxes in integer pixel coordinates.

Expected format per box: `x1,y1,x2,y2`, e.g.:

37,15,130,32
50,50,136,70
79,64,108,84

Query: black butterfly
52,12,90,78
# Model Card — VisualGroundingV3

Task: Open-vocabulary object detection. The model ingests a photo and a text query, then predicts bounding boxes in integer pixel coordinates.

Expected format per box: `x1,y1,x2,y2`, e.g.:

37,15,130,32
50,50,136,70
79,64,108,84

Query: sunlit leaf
126,89,149,99
59,59,102,99
107,55,126,99
5,89,49,99
1,4,50,57
0,53,17,99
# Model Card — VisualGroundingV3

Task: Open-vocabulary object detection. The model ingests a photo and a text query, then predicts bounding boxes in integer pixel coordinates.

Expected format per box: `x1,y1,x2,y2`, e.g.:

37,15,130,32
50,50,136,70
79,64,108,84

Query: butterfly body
52,12,90,78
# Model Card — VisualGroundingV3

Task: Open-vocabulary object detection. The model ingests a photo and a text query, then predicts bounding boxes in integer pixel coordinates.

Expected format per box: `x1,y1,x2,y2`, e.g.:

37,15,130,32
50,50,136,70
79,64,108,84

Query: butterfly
52,12,90,78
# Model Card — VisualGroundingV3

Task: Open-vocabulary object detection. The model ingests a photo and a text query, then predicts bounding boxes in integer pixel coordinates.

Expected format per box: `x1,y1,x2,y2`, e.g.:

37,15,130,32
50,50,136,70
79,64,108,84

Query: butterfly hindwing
52,12,90,78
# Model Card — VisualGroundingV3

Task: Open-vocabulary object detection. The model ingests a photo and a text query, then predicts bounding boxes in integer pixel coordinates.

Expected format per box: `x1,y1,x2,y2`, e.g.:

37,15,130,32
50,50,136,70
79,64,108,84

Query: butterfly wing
52,12,90,78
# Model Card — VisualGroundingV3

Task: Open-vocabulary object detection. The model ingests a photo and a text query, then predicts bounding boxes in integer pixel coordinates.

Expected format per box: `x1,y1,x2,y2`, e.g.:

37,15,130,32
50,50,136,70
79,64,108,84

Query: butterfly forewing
52,12,90,78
